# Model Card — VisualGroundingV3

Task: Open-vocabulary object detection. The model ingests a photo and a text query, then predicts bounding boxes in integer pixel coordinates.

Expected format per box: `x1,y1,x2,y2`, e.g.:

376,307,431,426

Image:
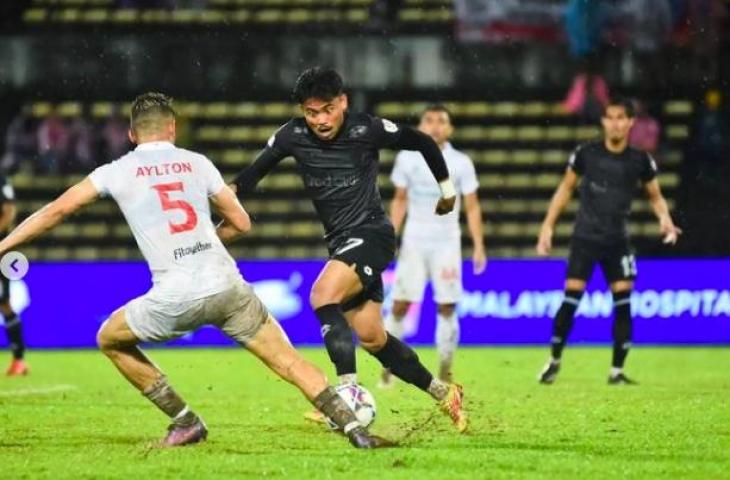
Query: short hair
421,104,452,122
130,92,175,135
292,67,344,104
603,97,635,118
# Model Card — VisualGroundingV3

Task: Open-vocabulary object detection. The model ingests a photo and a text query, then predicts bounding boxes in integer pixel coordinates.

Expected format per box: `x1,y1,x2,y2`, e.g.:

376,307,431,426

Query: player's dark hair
603,97,635,118
292,67,344,104
422,104,452,122
130,92,175,134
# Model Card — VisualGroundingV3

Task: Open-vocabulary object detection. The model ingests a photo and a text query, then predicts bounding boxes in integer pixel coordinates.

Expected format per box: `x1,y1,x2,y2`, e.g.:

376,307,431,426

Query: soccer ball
325,384,377,430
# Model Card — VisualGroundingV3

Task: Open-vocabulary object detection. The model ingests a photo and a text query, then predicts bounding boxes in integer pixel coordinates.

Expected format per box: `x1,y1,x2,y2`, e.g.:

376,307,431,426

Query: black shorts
567,237,637,283
0,275,9,303
327,222,396,312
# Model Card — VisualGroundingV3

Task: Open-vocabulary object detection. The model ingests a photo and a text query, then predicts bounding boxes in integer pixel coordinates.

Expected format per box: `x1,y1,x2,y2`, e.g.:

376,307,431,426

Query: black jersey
569,141,658,244
234,112,448,246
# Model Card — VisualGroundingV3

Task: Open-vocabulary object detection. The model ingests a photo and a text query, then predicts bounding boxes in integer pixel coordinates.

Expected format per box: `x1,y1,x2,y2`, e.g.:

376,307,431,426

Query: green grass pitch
1,347,728,479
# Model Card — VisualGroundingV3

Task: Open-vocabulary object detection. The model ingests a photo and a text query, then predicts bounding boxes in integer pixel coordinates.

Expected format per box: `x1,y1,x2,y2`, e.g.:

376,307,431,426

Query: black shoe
538,361,560,384
608,372,638,385
347,427,396,449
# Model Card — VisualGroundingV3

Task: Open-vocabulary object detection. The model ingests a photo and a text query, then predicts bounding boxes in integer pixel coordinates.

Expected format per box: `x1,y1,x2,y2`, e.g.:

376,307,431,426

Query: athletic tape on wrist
439,179,456,198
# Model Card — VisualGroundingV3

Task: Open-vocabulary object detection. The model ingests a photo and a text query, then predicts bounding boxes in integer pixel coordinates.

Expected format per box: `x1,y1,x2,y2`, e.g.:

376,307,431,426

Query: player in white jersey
0,93,390,449
381,105,486,386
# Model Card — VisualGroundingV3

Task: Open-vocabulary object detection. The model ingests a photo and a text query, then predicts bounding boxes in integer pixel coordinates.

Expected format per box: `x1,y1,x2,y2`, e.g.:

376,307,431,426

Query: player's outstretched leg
97,309,207,447
2,301,28,376
241,315,394,449
539,287,584,384
608,289,637,385
436,304,459,382
379,300,409,388
310,261,362,386
303,261,362,423
348,301,468,433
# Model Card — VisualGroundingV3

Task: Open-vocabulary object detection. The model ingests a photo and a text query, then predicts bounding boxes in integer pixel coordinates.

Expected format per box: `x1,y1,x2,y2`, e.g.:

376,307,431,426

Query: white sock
427,378,449,401
173,405,190,421
339,374,358,385
610,367,623,377
436,312,460,366
385,312,405,339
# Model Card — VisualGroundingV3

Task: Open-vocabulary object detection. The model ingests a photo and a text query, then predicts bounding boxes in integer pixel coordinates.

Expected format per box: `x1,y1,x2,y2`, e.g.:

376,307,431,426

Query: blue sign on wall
2,259,729,348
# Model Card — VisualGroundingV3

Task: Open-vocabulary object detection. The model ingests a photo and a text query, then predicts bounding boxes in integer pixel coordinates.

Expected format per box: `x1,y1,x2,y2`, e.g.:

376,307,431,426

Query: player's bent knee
96,319,132,353
96,321,115,353
309,284,342,309
565,278,587,291
358,330,387,352
611,280,633,293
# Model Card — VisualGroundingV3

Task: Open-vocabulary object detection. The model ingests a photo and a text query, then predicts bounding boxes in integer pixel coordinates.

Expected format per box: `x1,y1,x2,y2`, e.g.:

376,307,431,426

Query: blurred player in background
0,173,27,376
0,93,390,449
381,105,486,387
536,97,682,385
233,68,468,432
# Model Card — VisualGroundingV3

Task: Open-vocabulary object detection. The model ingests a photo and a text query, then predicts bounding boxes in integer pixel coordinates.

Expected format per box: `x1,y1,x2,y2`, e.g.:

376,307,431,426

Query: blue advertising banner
2,259,729,348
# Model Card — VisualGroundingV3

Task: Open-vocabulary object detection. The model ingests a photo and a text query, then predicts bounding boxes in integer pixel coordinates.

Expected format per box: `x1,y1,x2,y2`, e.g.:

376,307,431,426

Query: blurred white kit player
383,105,486,385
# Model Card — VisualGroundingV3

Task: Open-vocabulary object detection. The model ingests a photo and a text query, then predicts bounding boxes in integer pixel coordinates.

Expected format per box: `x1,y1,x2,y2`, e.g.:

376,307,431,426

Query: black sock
612,291,632,369
370,334,433,391
4,312,24,360
550,289,583,360
314,304,356,377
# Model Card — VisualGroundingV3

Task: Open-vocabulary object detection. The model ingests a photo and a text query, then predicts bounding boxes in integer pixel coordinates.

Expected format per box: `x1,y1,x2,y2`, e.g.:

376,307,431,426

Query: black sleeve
370,117,449,182
393,127,449,182
640,152,659,183
233,125,290,197
567,146,586,175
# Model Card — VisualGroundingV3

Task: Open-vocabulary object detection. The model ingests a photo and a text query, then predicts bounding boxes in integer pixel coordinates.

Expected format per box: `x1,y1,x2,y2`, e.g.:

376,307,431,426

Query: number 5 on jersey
152,182,198,234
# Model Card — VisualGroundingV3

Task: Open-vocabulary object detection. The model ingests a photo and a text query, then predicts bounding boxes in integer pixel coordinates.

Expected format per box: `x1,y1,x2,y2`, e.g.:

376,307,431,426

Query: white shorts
123,281,269,345
392,241,462,305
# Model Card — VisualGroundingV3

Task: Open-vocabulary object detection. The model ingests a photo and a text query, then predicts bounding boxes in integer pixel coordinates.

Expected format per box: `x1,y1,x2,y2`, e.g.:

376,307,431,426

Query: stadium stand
21,0,455,28
10,96,690,260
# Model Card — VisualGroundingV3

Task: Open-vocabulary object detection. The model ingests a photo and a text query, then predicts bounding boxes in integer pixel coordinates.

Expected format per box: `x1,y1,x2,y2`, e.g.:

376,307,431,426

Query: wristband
439,179,456,198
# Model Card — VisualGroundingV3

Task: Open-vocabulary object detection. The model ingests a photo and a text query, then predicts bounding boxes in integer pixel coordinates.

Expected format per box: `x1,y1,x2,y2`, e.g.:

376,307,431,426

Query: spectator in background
682,88,730,254
1,106,37,174
693,89,729,185
629,100,661,155
625,0,673,90
101,108,130,161
36,107,69,174
562,73,610,120
565,0,605,62
66,106,96,173
687,0,728,85
562,0,610,120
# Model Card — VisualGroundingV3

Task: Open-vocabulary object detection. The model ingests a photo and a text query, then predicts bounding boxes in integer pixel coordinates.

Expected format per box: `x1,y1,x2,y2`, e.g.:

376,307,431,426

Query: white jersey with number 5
391,142,479,247
89,141,241,301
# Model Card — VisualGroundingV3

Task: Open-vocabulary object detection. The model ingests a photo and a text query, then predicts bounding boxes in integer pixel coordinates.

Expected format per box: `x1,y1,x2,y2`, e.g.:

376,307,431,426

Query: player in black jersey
0,172,27,376
536,98,681,385
233,67,467,432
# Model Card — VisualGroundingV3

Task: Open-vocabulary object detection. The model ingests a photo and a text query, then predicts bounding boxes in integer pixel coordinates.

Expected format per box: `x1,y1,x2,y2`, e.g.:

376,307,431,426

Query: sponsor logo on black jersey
304,173,360,188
